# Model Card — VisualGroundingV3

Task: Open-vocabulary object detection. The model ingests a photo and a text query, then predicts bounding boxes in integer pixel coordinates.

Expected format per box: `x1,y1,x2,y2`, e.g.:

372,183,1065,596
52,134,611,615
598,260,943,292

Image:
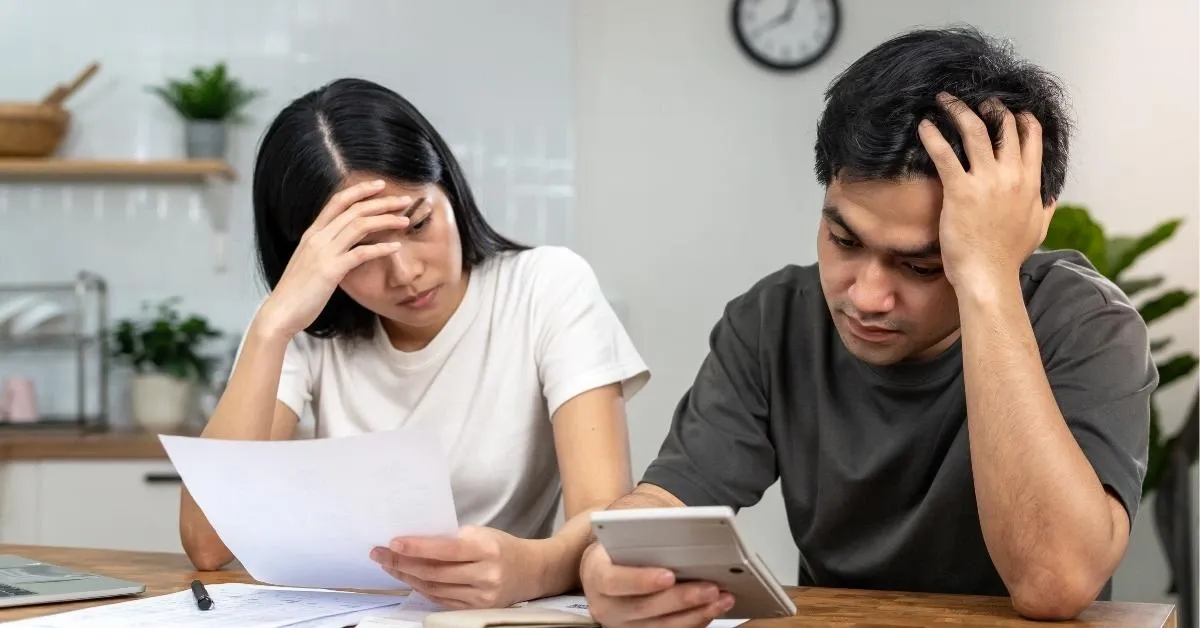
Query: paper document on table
521,595,747,627
357,594,748,627
1,583,406,628
160,425,459,589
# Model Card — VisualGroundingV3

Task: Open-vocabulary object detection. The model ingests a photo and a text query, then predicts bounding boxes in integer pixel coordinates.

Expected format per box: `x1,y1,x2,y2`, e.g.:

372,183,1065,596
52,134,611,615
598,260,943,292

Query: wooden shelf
0,159,235,182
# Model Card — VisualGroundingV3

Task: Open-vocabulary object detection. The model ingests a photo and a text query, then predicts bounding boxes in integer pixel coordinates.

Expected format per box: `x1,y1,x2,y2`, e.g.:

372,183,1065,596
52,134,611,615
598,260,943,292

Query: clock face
731,0,840,71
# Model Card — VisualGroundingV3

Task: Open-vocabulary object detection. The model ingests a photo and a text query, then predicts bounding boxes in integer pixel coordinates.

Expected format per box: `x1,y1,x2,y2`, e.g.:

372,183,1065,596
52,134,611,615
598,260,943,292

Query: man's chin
836,327,908,366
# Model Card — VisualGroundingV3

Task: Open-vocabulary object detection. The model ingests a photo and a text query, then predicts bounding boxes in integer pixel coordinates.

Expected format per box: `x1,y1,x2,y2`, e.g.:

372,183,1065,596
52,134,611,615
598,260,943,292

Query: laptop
0,555,145,608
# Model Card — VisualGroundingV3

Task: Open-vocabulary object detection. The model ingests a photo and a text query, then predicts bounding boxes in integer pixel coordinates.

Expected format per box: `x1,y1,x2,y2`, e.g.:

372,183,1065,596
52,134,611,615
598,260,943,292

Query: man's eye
828,233,858,248
906,264,943,277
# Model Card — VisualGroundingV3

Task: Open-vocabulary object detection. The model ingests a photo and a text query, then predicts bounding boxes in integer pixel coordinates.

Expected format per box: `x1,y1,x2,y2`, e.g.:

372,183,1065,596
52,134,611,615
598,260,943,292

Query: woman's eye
409,216,431,233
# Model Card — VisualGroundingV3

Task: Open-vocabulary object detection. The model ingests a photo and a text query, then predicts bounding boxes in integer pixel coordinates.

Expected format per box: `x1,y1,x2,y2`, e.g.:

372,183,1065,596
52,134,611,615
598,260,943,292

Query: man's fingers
936,91,995,171
623,582,724,622
987,99,1021,167
629,592,734,628
917,119,965,183
597,564,676,597
1015,111,1044,181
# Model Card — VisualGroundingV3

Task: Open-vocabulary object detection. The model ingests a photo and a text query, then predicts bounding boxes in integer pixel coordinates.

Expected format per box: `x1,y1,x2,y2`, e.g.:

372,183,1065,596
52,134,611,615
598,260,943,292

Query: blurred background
0,0,1195,615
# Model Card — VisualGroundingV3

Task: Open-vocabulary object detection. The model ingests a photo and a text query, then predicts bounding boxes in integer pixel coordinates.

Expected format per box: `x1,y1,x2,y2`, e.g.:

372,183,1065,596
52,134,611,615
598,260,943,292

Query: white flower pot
131,373,193,433
185,120,227,159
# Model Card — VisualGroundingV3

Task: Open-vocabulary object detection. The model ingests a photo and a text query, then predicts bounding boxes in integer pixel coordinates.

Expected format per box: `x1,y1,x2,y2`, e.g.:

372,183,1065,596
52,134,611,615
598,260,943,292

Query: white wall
0,0,575,423
574,0,1198,603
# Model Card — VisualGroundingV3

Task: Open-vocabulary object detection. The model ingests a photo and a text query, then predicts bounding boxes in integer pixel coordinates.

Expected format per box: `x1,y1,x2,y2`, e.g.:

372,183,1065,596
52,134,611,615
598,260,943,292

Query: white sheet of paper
1,583,406,628
357,594,748,627
521,595,747,627
160,425,459,589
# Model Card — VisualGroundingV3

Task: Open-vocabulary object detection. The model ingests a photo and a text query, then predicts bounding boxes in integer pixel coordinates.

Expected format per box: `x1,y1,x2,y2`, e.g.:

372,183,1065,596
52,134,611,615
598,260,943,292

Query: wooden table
0,427,198,461
0,545,1177,626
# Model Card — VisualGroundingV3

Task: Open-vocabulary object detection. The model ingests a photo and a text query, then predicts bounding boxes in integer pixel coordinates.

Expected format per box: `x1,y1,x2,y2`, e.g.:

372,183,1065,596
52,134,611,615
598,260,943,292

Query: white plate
0,295,41,336
10,300,69,337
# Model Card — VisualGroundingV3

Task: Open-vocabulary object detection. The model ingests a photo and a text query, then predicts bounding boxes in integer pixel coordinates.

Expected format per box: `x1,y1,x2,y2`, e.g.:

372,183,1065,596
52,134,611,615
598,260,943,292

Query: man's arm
958,281,1143,620
579,291,780,627
918,96,1152,620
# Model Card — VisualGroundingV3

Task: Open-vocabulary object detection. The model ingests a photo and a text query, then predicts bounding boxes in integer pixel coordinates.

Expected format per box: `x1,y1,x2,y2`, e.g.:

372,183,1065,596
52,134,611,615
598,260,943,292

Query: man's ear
1038,198,1058,243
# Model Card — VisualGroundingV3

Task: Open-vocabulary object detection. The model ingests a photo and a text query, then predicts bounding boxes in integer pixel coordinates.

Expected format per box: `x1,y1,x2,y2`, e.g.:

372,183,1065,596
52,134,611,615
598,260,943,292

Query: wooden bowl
0,103,70,158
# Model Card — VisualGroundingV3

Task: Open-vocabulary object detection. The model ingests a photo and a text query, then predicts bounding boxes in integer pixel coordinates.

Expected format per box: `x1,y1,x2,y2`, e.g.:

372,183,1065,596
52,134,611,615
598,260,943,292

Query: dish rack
0,272,109,431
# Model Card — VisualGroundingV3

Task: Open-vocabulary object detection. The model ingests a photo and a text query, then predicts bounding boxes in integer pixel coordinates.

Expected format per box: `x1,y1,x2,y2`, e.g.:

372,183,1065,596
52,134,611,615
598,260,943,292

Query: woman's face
334,172,466,341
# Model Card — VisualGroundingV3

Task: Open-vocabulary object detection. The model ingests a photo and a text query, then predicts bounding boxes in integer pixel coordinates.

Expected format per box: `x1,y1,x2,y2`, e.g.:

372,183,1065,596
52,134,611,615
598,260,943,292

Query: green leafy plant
1042,204,1198,496
147,62,262,121
111,298,223,384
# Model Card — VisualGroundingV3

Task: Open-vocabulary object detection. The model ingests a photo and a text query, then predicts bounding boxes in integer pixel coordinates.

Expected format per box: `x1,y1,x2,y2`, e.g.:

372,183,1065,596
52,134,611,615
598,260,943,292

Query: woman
178,78,649,610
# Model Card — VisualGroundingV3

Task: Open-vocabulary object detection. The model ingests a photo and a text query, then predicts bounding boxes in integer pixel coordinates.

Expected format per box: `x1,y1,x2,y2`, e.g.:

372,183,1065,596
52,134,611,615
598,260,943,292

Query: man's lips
843,313,899,341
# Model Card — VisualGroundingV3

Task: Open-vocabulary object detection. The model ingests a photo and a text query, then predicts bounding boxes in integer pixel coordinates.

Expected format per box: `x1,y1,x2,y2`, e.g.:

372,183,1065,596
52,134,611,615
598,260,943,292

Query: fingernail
719,594,735,611
389,540,405,553
371,179,385,187
656,571,674,586
369,548,383,561
702,585,720,601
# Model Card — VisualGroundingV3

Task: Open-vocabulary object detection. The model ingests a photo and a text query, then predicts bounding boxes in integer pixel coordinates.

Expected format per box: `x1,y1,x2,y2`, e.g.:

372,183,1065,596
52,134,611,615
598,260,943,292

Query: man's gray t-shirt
641,250,1154,598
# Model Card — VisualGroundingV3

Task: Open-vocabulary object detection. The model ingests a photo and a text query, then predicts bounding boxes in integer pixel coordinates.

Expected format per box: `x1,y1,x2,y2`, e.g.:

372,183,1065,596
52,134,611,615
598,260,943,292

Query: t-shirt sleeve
640,292,778,510
1039,289,1156,527
531,248,650,417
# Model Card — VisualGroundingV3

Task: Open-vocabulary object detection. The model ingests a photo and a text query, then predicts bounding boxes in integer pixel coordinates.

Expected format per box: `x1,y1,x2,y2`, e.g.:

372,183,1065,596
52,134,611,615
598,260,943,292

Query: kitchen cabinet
0,460,183,554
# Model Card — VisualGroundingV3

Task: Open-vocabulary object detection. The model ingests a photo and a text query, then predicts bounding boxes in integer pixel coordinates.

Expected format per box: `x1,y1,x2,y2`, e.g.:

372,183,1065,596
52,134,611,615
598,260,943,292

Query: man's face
817,176,961,366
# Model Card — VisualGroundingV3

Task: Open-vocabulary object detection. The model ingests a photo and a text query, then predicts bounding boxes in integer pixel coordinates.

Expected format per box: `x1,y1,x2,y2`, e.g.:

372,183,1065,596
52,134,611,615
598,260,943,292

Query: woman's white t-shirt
268,246,649,540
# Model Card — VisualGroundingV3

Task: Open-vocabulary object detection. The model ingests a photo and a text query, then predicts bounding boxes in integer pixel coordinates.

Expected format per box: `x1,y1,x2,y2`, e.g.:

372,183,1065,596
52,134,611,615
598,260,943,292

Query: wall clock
730,0,840,72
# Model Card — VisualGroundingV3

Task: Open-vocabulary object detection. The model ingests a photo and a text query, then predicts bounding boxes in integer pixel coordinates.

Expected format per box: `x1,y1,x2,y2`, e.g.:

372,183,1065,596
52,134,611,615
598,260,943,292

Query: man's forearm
531,485,684,598
958,278,1124,616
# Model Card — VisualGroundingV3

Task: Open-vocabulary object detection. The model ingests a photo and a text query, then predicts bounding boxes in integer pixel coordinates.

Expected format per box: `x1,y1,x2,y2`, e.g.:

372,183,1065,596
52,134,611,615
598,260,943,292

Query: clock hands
749,0,800,39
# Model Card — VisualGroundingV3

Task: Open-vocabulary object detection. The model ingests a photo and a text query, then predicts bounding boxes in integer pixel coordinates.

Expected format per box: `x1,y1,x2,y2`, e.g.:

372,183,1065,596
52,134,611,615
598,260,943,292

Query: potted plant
111,298,222,432
1041,204,1197,600
148,62,263,159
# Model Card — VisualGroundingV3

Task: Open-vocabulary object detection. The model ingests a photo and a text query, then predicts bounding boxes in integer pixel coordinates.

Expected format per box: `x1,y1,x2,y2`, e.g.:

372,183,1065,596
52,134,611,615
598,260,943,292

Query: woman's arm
531,382,633,597
178,321,300,570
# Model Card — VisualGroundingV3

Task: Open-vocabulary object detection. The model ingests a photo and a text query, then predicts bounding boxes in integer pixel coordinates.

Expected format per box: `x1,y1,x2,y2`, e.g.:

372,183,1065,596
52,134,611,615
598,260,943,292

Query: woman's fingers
310,179,387,231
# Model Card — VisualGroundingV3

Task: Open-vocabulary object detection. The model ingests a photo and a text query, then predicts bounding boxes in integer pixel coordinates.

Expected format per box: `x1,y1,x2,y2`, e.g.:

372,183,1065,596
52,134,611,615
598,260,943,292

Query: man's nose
847,260,896,314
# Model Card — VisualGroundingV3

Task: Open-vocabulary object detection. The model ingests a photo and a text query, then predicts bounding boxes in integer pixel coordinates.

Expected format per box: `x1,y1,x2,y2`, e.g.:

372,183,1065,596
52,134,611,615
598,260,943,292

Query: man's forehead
823,179,943,259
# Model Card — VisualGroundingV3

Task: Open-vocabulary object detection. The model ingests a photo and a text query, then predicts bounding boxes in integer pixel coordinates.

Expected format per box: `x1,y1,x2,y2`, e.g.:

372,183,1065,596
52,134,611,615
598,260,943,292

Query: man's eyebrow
893,240,941,259
821,206,860,241
821,205,941,259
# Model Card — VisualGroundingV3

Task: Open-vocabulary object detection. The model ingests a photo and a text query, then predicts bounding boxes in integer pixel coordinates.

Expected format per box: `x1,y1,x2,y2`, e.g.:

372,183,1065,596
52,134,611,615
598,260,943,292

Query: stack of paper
3,584,407,628
356,594,748,628
159,424,460,590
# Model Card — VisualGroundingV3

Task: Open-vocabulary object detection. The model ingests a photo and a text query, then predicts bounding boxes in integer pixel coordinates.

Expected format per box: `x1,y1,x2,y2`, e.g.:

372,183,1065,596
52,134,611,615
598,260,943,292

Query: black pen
191,579,213,610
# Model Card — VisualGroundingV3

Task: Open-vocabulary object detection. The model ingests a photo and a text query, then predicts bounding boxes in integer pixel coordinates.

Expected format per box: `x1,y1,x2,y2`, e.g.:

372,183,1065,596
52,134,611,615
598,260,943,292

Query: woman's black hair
252,78,528,339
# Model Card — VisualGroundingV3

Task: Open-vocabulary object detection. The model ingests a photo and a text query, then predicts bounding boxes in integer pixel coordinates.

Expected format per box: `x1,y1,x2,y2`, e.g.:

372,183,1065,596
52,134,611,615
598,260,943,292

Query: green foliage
111,298,222,384
148,62,262,121
1042,205,1198,496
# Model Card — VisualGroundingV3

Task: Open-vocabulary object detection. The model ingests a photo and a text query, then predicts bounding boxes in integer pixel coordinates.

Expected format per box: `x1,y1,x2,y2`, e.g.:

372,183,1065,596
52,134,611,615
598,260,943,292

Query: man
580,26,1155,627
